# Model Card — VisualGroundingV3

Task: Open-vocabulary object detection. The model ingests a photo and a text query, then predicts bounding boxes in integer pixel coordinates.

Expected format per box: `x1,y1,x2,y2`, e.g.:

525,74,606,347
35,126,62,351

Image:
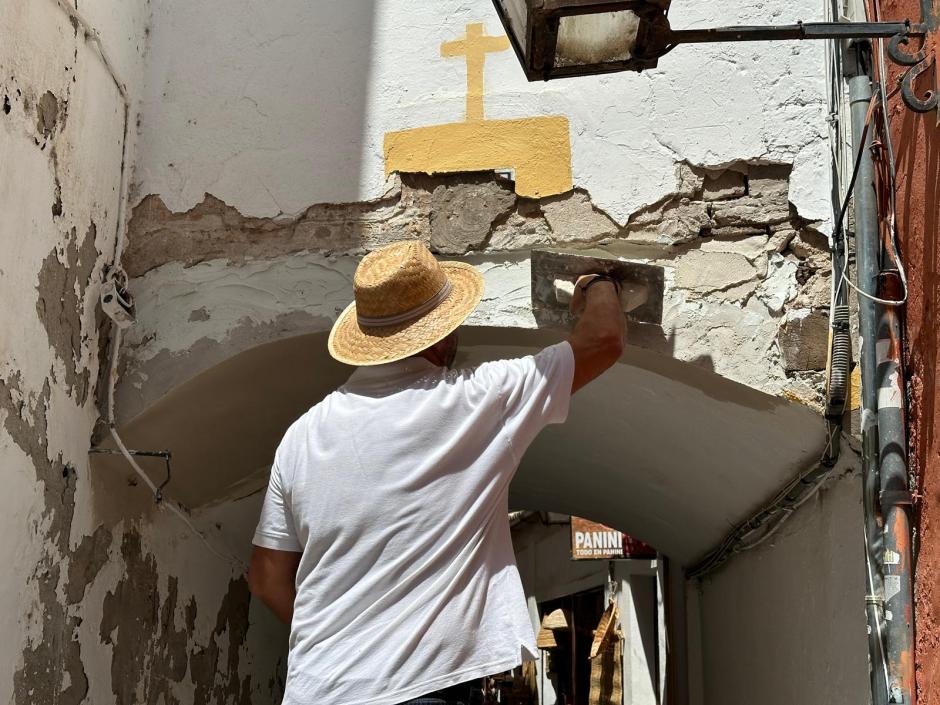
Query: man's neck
414,350,446,367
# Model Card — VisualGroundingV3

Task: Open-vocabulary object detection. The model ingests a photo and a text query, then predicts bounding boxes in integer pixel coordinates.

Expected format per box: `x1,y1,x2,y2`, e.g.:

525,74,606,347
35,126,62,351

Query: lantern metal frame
491,0,938,115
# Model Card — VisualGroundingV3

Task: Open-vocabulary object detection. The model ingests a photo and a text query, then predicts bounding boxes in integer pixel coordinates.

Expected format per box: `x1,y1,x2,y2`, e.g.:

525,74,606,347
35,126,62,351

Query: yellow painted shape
384,117,573,199
441,22,510,121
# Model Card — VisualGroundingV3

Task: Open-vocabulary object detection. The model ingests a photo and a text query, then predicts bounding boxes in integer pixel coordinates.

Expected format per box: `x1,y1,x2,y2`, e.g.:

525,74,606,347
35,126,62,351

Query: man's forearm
568,280,625,393
257,584,295,625
574,281,625,345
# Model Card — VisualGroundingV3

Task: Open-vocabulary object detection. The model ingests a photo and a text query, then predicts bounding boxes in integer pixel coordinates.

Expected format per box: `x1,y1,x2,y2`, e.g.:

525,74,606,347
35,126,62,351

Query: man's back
253,343,574,705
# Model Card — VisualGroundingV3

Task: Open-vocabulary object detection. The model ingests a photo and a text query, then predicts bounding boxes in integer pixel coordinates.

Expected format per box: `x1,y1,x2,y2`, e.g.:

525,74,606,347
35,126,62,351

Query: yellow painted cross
441,23,510,122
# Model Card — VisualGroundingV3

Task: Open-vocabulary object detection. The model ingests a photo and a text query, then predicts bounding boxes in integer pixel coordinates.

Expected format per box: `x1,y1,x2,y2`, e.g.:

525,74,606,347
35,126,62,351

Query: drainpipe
876,269,915,704
846,38,890,705
847,27,917,703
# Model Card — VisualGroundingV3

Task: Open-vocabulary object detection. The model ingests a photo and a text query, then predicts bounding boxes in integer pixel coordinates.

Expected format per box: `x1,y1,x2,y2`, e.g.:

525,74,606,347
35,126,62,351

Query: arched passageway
96,326,824,564
92,325,865,704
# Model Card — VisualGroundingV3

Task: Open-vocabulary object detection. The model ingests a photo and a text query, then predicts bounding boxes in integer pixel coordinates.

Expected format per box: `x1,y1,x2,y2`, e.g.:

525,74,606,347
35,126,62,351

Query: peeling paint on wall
0,372,92,705
2,2,284,703
100,530,252,705
36,223,100,404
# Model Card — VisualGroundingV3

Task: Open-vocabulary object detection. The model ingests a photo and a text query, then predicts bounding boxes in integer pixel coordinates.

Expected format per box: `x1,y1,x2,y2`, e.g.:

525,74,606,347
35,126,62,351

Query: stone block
766,228,797,253
710,197,790,228
788,230,830,259
748,164,791,202
675,250,758,295
627,200,710,246
777,309,830,371
700,234,769,260
703,170,747,201
488,212,553,250
542,191,619,244
429,180,516,254
794,271,832,310
676,163,705,199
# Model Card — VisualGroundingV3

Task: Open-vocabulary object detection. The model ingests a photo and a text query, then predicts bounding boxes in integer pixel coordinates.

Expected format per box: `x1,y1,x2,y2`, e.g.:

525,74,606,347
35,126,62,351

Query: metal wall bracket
885,1,939,119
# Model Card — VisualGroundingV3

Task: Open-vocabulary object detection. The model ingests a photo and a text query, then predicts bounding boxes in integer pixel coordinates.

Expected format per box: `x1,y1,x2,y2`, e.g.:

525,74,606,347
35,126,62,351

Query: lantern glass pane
554,10,641,67
496,0,529,55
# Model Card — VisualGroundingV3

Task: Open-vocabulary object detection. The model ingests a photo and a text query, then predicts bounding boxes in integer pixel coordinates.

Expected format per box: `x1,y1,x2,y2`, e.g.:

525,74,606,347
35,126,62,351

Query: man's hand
569,274,615,316
248,546,301,625
567,274,625,394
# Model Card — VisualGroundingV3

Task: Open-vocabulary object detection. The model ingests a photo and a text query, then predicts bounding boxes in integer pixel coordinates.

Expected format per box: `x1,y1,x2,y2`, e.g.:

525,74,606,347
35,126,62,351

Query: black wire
832,91,877,301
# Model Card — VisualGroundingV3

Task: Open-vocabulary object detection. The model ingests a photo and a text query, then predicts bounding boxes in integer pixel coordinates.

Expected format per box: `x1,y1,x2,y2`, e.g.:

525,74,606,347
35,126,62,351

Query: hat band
356,279,454,328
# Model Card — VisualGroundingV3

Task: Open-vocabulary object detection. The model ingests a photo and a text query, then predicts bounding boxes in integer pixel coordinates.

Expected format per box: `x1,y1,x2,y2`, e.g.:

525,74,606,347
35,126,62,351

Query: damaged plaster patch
123,164,835,410
429,174,516,254
35,223,99,404
624,163,794,247
123,174,438,277
100,530,252,705
189,577,252,704
36,90,59,138
124,172,617,277
188,307,210,322
100,530,184,705
66,525,112,605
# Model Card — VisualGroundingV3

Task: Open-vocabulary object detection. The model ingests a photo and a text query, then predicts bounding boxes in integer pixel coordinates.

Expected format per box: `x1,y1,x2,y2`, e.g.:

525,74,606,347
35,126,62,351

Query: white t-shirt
253,342,575,705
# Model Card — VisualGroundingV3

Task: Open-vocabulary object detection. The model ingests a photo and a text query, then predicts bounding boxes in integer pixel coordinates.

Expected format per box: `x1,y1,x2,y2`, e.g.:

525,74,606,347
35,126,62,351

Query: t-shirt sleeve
252,460,302,552
473,341,575,462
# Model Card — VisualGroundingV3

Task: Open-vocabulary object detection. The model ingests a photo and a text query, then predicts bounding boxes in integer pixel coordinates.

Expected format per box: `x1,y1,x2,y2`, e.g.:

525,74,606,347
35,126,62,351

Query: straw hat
328,241,484,366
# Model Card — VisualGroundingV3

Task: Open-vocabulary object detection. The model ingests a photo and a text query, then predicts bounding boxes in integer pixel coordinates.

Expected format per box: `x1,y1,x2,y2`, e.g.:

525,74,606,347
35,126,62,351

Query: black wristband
582,275,621,296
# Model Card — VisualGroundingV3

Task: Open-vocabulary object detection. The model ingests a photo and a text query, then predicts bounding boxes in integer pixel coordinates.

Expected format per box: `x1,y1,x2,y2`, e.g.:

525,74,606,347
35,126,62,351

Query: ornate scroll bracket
886,7,939,120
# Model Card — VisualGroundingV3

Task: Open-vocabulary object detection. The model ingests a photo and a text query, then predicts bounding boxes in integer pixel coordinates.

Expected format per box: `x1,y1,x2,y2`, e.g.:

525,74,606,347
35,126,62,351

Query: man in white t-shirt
248,240,625,705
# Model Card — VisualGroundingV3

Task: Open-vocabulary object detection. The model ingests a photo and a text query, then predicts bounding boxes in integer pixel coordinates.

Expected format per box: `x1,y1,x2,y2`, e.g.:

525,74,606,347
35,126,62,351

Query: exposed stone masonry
124,163,835,406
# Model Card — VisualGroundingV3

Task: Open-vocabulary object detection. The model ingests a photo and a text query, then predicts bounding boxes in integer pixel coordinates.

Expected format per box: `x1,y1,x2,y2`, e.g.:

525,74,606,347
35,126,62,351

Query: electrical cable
57,0,248,572
106,330,247,571
872,0,910,293
865,522,893,696
832,91,907,306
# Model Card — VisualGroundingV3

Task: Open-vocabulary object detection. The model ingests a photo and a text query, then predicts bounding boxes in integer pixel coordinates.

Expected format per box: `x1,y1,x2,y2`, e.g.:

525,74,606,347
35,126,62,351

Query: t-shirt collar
345,356,440,389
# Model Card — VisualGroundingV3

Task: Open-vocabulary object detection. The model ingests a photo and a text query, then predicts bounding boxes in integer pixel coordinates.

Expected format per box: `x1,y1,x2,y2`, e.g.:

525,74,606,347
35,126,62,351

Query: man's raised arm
567,275,625,394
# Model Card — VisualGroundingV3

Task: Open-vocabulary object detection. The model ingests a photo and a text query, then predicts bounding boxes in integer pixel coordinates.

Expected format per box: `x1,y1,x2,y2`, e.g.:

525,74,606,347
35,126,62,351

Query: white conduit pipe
55,0,246,570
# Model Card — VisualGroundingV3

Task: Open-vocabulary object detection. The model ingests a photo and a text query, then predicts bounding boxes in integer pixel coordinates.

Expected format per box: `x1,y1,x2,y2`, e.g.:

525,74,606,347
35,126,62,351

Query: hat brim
327,262,485,366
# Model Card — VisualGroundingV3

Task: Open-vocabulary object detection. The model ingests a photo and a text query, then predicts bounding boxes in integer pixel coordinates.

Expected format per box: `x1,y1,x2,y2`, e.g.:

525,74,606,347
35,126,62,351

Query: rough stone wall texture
0,3,284,704
881,0,940,701
119,163,833,423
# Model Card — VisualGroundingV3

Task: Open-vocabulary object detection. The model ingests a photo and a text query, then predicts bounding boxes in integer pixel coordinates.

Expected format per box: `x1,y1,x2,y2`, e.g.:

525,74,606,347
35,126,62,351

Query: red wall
880,1,940,701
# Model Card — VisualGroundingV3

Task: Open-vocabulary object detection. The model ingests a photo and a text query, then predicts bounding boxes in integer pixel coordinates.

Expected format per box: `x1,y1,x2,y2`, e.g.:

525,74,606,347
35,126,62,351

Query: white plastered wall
134,0,831,226
0,2,285,703
688,457,869,705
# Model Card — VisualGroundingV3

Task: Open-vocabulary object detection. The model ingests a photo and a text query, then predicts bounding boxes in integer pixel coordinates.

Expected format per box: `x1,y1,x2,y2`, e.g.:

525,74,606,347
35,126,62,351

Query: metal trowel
530,249,665,326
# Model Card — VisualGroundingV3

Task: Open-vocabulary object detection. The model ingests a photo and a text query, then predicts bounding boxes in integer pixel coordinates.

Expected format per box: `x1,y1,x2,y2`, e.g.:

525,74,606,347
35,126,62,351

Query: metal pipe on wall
876,271,916,704
848,25,917,702
847,39,891,705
